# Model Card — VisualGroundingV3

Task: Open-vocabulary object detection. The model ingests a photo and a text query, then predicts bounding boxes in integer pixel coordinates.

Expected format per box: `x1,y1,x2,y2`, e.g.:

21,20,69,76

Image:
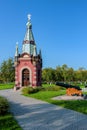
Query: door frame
22,68,29,86
20,67,32,87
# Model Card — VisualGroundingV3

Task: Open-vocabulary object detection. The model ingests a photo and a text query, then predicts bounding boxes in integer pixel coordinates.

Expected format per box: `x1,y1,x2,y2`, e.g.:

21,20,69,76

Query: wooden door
22,69,30,86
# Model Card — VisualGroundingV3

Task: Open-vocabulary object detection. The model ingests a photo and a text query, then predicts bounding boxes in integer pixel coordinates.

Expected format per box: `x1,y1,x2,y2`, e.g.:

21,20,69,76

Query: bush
44,86,62,91
0,97,9,115
22,86,65,95
22,87,40,94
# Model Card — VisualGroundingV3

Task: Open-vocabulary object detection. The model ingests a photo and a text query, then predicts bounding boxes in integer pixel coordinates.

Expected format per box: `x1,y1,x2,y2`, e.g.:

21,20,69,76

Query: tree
67,67,75,82
75,68,87,82
55,66,63,81
42,68,55,83
42,64,87,84
61,64,68,82
0,58,15,83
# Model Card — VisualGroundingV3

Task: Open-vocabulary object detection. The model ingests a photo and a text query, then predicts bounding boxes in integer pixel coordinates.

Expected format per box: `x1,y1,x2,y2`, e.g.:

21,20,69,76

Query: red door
22,69,30,86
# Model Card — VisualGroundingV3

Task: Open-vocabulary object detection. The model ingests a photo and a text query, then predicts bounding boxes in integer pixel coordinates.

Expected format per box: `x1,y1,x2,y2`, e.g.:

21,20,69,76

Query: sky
0,0,87,70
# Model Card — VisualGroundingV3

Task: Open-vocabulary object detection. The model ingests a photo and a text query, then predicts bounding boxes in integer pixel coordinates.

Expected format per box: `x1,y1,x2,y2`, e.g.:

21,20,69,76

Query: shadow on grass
0,113,22,130
49,99,87,115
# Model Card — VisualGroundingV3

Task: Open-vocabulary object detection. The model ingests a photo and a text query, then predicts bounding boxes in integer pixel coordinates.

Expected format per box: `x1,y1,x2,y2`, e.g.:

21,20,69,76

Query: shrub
44,86,61,91
22,87,40,94
22,86,65,95
0,97,9,115
29,87,40,94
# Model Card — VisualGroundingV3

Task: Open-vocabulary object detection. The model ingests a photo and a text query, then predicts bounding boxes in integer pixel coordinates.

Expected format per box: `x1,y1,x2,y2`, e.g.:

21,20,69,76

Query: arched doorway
22,68,30,86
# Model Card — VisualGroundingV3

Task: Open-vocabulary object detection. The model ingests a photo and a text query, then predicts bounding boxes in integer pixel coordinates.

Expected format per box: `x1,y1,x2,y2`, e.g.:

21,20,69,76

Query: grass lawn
0,83,14,90
27,90,66,101
0,96,21,130
49,100,87,114
24,89,87,115
0,113,22,130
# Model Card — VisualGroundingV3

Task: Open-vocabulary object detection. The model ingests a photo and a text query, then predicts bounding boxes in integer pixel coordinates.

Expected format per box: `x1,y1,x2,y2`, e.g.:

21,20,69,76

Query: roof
24,15,35,42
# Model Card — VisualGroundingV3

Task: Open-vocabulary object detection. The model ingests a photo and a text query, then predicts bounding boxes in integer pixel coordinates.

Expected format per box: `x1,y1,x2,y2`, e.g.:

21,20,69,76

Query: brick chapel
14,14,42,88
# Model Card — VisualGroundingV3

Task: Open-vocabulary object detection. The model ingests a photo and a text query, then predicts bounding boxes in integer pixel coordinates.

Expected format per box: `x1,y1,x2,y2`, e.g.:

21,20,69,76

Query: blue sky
0,0,87,69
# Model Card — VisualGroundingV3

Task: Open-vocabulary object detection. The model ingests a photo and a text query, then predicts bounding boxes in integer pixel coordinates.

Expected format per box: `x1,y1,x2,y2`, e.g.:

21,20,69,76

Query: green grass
0,113,22,130
27,90,66,101
23,88,87,115
0,83,14,90
0,96,21,130
78,85,85,88
49,100,87,114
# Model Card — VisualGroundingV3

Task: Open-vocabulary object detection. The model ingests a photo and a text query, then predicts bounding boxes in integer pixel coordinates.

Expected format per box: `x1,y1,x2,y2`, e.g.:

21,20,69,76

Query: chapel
14,14,42,88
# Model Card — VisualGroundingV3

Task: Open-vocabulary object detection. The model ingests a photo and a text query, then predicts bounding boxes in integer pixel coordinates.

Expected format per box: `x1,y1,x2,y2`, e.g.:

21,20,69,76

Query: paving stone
0,89,87,130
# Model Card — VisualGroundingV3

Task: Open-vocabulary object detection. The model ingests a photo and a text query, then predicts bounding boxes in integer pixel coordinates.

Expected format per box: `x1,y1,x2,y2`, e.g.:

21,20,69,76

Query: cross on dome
28,14,31,21
16,42,18,45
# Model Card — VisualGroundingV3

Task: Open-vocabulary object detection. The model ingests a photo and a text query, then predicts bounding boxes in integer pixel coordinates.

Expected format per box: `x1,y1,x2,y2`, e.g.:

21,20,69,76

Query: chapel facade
14,15,42,88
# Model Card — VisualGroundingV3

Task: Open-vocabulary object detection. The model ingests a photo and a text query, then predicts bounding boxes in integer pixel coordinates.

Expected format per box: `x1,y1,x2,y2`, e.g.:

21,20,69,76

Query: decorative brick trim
33,81,37,84
33,67,36,71
34,76,36,79
33,71,37,74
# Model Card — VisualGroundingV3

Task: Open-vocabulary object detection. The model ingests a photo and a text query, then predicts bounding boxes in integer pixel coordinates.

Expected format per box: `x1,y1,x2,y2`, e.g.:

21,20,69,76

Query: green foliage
55,66,63,81
22,87,40,94
0,96,21,129
43,86,64,91
42,83,56,87
0,58,15,83
42,64,87,85
0,113,22,130
0,83,14,90
42,68,55,82
22,85,65,95
0,96,9,115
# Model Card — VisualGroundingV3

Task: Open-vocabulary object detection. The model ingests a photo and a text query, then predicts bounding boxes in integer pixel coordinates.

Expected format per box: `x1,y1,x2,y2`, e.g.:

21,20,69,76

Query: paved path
0,89,87,130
